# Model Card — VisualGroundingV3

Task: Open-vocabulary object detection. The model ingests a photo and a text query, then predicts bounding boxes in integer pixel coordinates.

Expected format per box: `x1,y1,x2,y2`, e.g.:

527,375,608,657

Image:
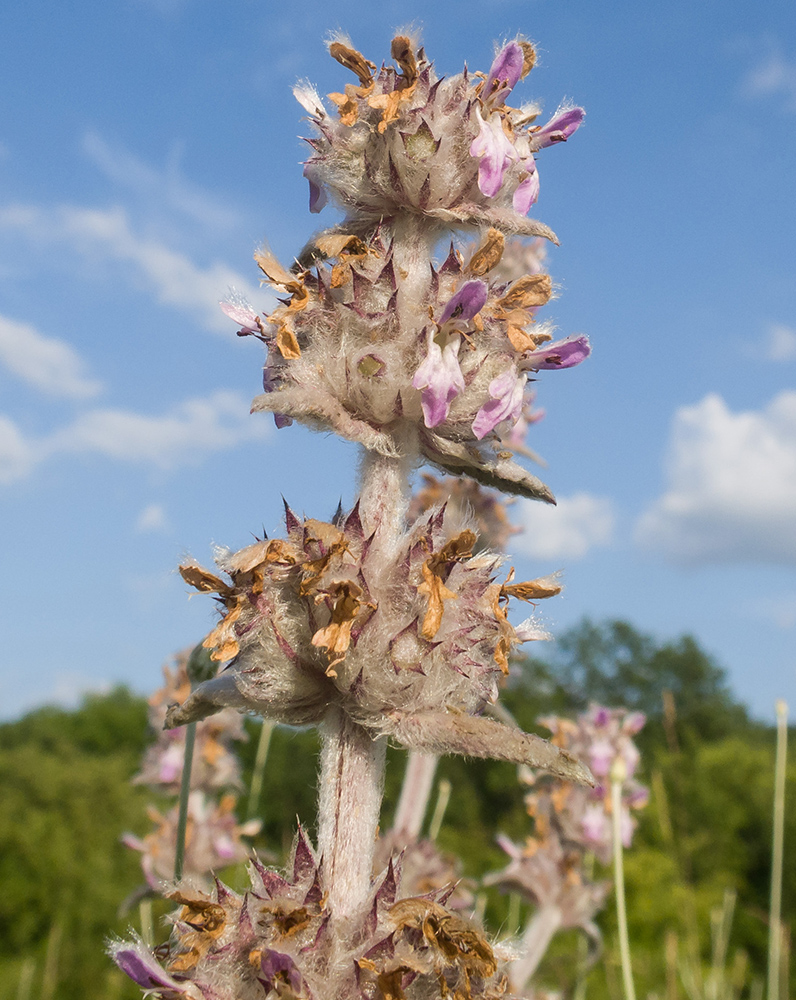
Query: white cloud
0,314,103,398
0,203,266,333
81,132,240,230
0,390,268,484
136,503,169,533
0,415,36,484
513,492,615,560
742,47,796,112
750,594,796,631
47,390,267,467
762,324,796,362
636,392,796,564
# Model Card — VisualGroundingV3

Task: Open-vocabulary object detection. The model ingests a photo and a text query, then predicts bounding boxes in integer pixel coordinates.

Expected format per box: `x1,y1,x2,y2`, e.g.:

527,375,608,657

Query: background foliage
0,619,790,1000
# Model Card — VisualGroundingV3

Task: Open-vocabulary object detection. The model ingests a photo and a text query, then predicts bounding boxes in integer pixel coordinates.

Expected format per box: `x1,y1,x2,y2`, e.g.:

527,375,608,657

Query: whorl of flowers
225,35,588,502
408,473,520,553
531,705,649,863
123,651,258,892
112,831,508,1000
486,707,647,991
123,792,260,891
135,651,247,792
166,501,588,783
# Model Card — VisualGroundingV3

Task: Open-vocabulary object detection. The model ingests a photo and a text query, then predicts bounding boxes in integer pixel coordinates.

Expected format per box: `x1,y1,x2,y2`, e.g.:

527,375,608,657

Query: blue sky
1,0,795,721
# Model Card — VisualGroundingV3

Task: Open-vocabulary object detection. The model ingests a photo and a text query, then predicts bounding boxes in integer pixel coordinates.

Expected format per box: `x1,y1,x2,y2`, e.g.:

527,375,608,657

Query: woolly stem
317,707,386,922
357,439,416,558
509,903,562,991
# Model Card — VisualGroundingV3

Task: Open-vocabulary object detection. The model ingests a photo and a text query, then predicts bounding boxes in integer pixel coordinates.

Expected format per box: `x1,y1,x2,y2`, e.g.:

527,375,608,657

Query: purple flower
438,280,489,327
513,158,539,214
521,334,591,371
589,737,615,778
413,331,466,427
303,162,327,213
483,42,524,106
413,281,488,427
259,951,303,995
111,941,188,993
472,369,525,439
531,106,585,150
219,291,261,334
582,804,609,846
470,109,518,199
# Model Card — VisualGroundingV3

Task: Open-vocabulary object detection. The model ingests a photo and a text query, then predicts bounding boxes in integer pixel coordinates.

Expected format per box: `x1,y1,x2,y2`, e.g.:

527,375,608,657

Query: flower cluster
135,652,247,793
486,706,648,991
113,29,594,1000
408,472,520,553
532,705,649,862
167,501,588,782
123,652,258,891
112,831,507,1000
223,34,587,502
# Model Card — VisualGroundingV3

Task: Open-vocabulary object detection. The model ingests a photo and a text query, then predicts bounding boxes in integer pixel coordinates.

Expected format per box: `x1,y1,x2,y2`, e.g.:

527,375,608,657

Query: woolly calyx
226,36,588,501
167,503,592,785
239,228,588,501
297,36,582,230
113,831,513,1000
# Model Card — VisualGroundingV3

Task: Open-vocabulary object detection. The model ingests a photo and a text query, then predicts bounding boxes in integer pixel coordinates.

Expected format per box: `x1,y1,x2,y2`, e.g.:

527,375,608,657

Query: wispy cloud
0,313,103,398
761,323,796,362
0,390,268,485
513,492,615,561
636,392,796,564
135,503,170,533
740,43,796,112
749,593,796,631
0,415,36,485
0,203,267,333
82,132,241,231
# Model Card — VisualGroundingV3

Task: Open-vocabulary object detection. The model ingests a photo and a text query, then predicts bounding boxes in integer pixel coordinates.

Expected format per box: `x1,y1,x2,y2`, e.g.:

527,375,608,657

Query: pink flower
530,106,585,150
413,331,466,427
219,291,262,334
513,158,539,214
303,162,327,213
470,109,518,198
438,279,489,328
521,334,591,371
483,41,524,107
413,281,488,427
472,369,525,439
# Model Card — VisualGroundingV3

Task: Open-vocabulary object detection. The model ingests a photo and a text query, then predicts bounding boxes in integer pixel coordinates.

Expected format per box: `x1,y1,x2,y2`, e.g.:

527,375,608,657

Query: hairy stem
394,752,439,839
509,903,562,991
317,708,386,921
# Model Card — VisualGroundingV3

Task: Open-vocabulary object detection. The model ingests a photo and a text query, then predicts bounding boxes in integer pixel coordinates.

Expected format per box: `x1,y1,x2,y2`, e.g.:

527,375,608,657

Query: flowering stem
317,708,386,921
611,758,637,1000
768,700,788,1000
174,721,196,882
